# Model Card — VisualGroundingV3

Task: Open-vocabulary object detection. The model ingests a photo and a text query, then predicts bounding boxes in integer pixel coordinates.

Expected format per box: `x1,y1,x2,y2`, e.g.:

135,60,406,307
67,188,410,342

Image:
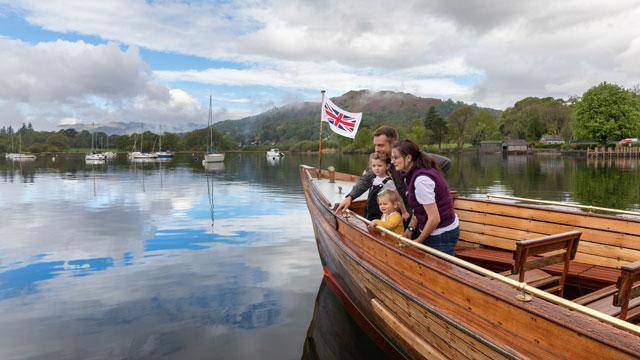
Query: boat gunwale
301,165,640,356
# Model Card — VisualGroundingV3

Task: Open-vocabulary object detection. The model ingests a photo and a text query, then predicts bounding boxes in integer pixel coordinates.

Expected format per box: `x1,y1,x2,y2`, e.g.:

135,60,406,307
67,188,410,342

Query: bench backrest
614,261,640,319
512,231,581,297
454,198,640,269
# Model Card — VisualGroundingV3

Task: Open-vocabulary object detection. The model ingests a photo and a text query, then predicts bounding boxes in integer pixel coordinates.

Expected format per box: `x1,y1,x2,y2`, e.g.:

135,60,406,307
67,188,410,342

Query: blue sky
1,1,639,131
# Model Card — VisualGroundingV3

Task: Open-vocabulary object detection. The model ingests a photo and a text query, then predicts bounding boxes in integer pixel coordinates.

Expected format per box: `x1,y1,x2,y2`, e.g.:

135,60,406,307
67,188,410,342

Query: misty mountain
213,90,501,144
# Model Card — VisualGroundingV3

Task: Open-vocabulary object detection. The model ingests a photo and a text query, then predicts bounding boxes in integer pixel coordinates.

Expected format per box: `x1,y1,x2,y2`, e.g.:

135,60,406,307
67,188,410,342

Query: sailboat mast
209,95,213,149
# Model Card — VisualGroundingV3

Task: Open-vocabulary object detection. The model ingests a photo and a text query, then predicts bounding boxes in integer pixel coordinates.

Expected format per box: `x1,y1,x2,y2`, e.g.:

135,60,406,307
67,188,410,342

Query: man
335,126,451,221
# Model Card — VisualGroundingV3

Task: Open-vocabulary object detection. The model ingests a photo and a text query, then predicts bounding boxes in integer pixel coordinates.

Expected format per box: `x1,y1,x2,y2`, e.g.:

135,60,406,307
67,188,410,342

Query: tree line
1,82,638,154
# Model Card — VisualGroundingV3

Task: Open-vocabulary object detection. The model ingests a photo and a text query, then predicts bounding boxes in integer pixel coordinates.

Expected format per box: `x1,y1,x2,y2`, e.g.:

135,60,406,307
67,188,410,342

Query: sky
0,0,639,131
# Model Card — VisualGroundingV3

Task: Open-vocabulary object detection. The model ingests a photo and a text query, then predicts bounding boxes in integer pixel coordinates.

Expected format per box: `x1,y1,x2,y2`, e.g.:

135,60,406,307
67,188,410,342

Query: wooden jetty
300,165,640,359
587,146,640,158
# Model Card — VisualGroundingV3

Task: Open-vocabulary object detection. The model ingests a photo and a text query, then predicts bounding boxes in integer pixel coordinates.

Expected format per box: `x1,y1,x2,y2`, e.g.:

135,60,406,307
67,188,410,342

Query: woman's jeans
424,226,460,256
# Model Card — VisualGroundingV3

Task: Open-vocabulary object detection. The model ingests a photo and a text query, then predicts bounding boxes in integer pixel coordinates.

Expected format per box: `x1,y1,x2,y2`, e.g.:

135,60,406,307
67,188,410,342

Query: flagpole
318,90,325,173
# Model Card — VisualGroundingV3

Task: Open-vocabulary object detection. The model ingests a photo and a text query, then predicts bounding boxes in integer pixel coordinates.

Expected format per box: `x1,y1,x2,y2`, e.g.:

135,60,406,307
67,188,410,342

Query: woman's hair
393,139,440,172
377,188,401,207
369,152,391,167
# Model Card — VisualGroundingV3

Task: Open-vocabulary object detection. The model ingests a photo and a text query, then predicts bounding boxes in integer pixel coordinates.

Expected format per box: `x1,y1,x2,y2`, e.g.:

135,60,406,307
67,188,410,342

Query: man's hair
373,126,398,143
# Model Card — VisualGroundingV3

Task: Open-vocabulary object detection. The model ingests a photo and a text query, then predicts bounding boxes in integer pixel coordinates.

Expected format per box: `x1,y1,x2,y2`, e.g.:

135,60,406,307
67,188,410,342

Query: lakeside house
540,134,565,145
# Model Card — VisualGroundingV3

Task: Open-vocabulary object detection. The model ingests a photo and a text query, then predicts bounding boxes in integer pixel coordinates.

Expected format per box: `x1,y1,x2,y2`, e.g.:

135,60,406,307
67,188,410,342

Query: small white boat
85,153,106,161
103,151,117,160
266,148,284,158
128,151,158,160
203,152,224,163
10,153,36,161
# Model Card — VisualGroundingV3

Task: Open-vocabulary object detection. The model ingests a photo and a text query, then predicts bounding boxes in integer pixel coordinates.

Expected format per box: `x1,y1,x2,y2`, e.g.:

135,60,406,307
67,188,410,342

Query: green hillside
213,90,500,147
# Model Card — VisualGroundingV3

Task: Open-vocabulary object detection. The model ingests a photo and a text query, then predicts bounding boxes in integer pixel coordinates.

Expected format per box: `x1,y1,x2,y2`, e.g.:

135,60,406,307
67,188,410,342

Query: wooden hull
300,165,640,359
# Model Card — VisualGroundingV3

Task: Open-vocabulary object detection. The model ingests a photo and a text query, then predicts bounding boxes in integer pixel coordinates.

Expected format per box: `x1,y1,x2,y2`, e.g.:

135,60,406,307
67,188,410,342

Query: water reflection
1,152,640,359
0,153,320,359
302,278,388,360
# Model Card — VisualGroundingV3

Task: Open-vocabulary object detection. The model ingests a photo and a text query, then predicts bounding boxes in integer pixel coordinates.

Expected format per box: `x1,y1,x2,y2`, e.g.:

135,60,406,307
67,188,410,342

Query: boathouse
503,139,528,153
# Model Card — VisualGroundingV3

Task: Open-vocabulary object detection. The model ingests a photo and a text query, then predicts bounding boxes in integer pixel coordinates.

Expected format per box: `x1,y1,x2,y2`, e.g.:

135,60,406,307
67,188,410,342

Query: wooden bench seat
455,246,620,290
574,260,640,322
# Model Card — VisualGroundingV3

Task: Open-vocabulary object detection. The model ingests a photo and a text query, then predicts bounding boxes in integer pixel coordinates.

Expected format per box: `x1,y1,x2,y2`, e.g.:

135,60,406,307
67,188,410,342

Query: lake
1,152,639,359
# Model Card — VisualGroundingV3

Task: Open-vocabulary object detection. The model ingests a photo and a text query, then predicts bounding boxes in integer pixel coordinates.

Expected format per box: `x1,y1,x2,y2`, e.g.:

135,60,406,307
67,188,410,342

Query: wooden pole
318,90,325,172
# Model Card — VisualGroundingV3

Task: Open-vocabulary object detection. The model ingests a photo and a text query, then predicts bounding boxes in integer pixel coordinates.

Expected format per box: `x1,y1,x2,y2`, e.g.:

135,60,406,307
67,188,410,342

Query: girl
370,189,405,235
364,152,398,220
391,139,459,256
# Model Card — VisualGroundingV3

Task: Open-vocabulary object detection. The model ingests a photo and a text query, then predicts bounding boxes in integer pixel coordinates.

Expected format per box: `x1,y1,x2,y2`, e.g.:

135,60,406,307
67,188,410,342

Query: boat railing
344,209,640,336
486,193,640,217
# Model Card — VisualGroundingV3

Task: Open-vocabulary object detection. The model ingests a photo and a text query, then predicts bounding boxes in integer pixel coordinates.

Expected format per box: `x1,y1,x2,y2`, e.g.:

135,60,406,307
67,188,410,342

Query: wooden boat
300,165,640,359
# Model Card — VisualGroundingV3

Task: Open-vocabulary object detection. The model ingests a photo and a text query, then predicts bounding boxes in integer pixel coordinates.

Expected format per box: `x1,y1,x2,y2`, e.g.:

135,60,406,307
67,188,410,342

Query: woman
390,139,459,256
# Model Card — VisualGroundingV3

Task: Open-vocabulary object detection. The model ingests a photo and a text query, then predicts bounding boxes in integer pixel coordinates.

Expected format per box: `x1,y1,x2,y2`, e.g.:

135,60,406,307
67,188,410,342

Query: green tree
352,127,373,152
46,133,70,151
448,106,475,149
403,119,427,145
423,106,448,148
574,82,640,145
500,97,572,141
468,110,500,145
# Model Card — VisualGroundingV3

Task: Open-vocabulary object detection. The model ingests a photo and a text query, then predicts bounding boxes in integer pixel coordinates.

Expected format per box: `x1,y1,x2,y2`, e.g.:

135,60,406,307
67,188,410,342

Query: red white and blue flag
321,95,362,139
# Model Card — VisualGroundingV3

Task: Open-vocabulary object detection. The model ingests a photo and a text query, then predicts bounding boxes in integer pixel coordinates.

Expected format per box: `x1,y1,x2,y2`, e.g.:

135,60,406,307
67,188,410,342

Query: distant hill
213,90,501,145
57,121,207,135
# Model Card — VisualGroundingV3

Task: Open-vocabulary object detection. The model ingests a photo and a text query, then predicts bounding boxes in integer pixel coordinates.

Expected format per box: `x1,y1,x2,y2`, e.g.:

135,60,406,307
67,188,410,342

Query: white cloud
2,0,640,111
0,37,242,130
155,60,472,99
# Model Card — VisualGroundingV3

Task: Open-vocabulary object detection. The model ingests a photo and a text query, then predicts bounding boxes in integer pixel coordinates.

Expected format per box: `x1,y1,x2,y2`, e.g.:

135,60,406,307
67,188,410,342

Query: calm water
1,152,640,360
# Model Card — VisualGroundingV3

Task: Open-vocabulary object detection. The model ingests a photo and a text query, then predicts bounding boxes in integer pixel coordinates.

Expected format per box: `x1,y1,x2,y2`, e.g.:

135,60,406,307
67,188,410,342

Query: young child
364,152,397,220
371,189,405,235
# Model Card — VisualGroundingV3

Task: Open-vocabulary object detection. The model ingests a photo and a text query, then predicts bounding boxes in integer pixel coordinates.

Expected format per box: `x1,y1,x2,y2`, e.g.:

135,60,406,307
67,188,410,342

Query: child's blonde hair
377,189,401,208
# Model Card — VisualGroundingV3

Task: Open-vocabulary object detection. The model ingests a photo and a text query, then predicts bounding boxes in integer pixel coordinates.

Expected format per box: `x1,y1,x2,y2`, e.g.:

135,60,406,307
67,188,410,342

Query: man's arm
427,153,452,174
335,169,375,214
347,169,375,199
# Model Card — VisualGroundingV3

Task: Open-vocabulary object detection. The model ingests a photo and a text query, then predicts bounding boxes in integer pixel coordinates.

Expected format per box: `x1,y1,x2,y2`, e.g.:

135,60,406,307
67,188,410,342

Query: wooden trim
371,299,447,360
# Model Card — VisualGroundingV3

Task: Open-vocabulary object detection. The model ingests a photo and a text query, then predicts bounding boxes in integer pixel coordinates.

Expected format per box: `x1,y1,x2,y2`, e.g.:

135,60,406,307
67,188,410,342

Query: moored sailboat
301,165,640,359
85,123,106,162
202,96,224,164
9,133,36,161
128,127,158,160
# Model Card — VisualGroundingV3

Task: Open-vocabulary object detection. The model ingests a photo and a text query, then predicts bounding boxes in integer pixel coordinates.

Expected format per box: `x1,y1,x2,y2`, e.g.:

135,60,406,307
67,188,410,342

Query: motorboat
156,151,173,159
266,148,284,158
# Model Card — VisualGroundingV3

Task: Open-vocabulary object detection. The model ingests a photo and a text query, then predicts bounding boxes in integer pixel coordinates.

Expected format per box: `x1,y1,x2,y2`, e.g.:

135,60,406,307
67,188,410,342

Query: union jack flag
321,96,362,139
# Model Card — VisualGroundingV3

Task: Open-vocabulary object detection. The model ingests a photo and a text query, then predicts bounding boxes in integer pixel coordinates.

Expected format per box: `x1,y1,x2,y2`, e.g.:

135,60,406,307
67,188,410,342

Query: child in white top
365,153,400,220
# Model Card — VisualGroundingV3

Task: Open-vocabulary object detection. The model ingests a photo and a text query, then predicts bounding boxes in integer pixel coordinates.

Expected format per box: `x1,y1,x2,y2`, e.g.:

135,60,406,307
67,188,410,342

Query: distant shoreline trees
2,81,639,154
